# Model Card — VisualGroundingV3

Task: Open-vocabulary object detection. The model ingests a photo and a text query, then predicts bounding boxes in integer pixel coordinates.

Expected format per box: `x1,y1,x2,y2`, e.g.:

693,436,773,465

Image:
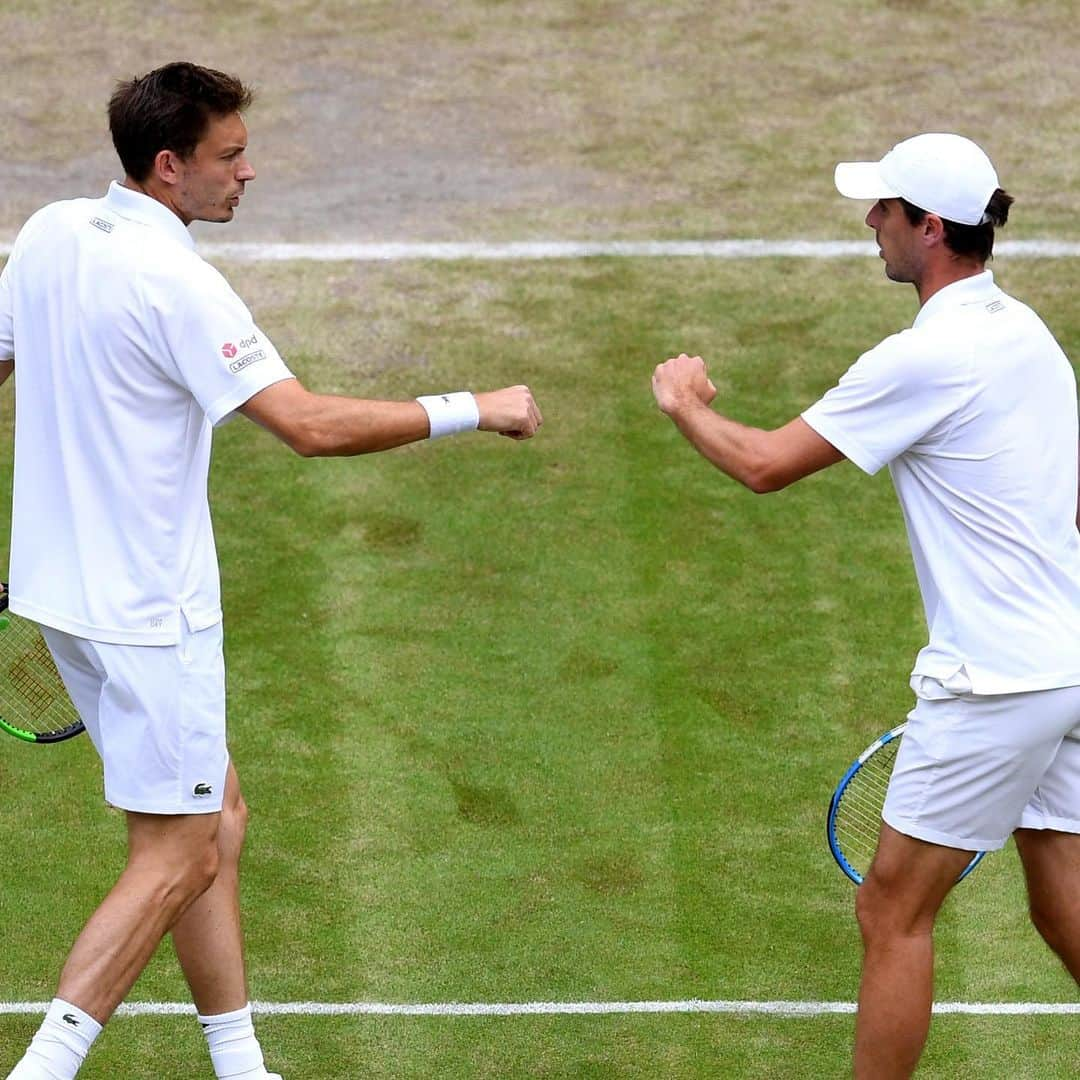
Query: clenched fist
652,353,717,417
475,385,544,440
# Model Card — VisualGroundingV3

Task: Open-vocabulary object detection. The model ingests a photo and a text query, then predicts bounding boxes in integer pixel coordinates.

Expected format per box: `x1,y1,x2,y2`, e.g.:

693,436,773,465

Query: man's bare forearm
242,386,431,456
652,352,843,492
239,377,542,457
666,399,779,492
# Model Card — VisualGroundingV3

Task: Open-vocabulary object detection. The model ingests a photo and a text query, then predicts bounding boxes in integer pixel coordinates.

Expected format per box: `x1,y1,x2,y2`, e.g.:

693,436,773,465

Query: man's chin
196,209,236,224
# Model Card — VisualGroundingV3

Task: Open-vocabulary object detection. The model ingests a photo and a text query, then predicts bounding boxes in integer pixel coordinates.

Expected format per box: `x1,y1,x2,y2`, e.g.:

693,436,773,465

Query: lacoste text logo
62,1014,80,1027
193,782,213,797
89,217,114,234
229,349,265,374
221,342,238,359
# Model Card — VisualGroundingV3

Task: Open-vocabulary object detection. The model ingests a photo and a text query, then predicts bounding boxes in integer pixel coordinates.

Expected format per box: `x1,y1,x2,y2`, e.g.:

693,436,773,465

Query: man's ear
152,148,183,187
920,212,947,248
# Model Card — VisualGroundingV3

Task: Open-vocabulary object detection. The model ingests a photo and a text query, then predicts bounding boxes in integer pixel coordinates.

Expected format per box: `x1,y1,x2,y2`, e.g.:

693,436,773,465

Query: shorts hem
1017,812,1080,835
104,795,224,816
882,809,1004,853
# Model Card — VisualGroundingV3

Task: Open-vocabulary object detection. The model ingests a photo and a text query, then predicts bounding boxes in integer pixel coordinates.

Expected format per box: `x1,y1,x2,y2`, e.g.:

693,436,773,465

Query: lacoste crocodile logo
193,782,213,797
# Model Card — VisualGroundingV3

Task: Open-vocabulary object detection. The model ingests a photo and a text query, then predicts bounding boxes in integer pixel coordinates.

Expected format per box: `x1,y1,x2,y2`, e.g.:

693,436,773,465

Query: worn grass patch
1,1,1078,241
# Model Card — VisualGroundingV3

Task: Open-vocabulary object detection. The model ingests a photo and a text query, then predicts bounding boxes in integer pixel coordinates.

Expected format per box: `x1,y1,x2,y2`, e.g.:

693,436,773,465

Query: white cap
834,133,999,226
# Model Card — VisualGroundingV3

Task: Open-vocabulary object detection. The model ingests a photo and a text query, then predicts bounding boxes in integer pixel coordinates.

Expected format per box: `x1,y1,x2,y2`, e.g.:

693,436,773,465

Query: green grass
3,1013,1075,1079
1,256,1077,1077
3,4,1079,1073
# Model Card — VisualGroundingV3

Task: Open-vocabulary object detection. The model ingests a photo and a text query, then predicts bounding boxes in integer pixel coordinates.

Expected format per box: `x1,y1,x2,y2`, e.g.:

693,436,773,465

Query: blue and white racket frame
827,721,986,885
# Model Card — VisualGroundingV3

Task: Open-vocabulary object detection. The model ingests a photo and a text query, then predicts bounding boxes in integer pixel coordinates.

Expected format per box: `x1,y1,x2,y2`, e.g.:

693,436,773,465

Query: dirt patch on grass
2,1,1078,242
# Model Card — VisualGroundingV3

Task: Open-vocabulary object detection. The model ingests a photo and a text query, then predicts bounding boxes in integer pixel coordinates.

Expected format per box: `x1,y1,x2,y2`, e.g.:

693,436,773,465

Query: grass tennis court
1,256,1077,1077
3,0,1080,1074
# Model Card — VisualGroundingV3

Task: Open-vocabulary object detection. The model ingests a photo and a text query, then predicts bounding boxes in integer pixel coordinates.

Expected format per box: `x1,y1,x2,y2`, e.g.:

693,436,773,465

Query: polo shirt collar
103,181,195,251
913,270,999,329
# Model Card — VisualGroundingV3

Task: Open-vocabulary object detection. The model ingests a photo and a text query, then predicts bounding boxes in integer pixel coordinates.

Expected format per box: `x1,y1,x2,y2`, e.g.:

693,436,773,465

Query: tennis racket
827,722,984,885
0,585,84,743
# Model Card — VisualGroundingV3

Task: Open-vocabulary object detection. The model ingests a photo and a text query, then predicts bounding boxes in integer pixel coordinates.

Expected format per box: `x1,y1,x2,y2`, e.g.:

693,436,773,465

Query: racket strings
9,636,61,715
0,619,80,736
834,741,899,878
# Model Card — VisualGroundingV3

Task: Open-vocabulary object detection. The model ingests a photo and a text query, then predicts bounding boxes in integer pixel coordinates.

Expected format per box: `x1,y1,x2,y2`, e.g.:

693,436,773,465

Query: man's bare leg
170,763,277,1079
6,810,220,1078
1015,828,1080,982
853,823,975,1080
56,809,221,1022
171,762,250,1014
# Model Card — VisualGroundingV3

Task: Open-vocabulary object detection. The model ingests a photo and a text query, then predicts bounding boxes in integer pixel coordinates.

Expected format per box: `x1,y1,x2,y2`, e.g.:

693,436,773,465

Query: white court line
3,239,1080,261
1,1000,1078,1017
145,239,1080,261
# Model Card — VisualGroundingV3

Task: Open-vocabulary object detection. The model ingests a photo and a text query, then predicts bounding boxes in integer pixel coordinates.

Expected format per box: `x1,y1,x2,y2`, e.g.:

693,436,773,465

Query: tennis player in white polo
0,62,541,1080
652,133,1080,1078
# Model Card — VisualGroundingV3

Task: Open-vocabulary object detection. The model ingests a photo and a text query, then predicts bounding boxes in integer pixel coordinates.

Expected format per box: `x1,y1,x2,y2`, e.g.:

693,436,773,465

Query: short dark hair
899,188,1014,263
108,62,253,182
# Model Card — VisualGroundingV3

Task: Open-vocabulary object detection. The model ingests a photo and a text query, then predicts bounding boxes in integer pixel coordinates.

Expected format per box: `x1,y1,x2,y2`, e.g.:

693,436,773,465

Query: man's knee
127,813,222,908
131,836,220,918
226,787,249,837
855,865,943,944
1016,829,1080,958
217,784,249,865
1028,895,1066,953
855,875,897,943
856,826,973,946
184,839,222,897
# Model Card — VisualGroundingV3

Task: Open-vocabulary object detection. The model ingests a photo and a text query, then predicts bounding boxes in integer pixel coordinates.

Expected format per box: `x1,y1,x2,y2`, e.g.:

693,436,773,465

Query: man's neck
916,259,986,307
120,177,189,226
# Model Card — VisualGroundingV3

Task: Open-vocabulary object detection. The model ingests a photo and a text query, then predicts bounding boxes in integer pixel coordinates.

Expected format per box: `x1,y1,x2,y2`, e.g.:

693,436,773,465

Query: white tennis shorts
883,675,1080,852
40,619,228,815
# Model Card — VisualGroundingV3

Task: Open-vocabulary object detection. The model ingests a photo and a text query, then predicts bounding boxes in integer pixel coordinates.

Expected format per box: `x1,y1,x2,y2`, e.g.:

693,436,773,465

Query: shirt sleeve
0,259,14,361
801,328,971,475
0,206,56,363
157,257,294,425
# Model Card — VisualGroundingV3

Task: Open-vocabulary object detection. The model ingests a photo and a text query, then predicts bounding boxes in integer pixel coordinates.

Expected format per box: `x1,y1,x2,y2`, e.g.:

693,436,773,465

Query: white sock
197,1003,273,1079
6,999,102,1080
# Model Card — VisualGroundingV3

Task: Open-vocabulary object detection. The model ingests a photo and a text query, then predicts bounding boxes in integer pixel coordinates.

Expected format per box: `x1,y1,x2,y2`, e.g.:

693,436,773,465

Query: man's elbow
271,415,332,458
745,475,788,495
741,460,794,495
289,424,338,458
289,435,322,458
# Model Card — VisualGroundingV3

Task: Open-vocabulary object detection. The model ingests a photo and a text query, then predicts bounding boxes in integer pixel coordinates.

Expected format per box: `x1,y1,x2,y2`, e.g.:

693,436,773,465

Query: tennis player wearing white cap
652,132,1080,1079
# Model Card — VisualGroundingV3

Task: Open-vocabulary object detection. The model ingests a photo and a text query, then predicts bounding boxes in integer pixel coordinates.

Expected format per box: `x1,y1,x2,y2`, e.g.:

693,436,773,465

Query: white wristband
416,391,480,439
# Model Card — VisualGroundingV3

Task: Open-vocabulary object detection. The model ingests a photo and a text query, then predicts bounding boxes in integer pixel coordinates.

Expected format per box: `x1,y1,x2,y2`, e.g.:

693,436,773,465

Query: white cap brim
834,161,900,201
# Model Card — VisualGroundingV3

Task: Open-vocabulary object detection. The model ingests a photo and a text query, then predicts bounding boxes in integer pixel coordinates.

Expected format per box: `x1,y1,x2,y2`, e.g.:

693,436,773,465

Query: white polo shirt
0,182,294,644
802,271,1080,695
